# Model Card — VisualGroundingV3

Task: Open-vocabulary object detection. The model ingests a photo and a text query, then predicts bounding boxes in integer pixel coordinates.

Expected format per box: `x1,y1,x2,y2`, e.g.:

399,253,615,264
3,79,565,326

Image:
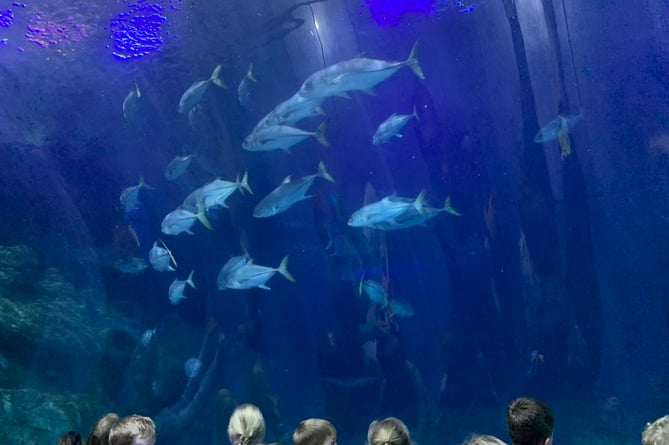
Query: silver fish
122,83,141,122
243,121,329,152
256,93,324,129
372,106,418,144
371,196,460,230
201,171,253,209
119,177,154,213
178,65,227,114
253,162,334,218
237,63,257,108
534,111,583,143
388,299,414,317
216,254,251,290
148,240,177,272
359,278,388,308
221,256,295,290
161,205,213,236
348,191,426,228
165,154,194,181
168,270,195,305
299,40,424,99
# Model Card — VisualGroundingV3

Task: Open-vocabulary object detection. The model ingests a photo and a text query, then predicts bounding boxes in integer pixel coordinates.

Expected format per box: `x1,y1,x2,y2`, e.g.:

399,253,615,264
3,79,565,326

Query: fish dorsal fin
282,175,292,184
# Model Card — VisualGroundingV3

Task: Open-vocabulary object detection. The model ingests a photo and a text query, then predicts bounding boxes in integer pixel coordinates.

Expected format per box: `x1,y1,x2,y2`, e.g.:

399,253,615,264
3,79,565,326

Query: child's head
642,415,669,445
366,417,412,445
87,413,120,445
228,404,266,445
58,431,85,445
461,434,508,445
108,415,156,445
293,418,337,445
506,397,554,445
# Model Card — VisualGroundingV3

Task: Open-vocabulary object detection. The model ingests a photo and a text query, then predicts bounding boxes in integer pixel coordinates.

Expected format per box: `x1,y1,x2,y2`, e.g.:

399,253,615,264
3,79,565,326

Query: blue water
1,0,669,444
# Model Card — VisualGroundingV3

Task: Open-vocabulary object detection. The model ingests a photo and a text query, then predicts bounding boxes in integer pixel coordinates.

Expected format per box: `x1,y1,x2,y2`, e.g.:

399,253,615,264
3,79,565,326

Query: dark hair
506,397,554,445
58,431,85,445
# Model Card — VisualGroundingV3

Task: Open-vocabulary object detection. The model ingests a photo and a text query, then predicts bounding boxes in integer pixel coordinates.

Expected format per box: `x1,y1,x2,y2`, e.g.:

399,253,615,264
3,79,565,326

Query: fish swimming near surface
178,64,227,114
165,154,195,181
359,277,389,308
169,270,195,305
141,328,156,347
120,177,154,214
161,204,213,235
243,121,329,152
370,196,461,230
298,40,424,99
372,106,419,144
122,82,142,122
184,357,202,378
348,191,427,228
220,256,295,290
253,161,335,218
148,240,177,272
238,63,257,108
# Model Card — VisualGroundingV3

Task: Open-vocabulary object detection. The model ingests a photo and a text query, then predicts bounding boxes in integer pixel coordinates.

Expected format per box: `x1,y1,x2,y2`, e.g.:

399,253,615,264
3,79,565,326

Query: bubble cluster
109,0,168,60
0,9,14,28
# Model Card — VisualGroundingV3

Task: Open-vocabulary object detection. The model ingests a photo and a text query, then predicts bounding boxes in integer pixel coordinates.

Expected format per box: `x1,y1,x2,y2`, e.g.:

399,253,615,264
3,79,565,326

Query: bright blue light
364,0,477,26
109,0,168,60
0,9,14,28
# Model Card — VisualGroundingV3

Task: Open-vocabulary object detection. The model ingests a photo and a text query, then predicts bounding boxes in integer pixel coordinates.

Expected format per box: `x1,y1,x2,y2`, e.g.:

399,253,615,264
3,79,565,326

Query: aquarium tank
1,0,668,444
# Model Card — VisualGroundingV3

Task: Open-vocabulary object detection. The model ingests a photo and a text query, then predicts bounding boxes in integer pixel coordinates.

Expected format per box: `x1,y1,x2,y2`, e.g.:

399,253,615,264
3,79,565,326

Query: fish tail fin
415,189,427,213
317,161,335,183
187,270,196,289
406,40,425,80
139,176,156,190
444,196,461,216
197,202,214,230
412,104,420,122
239,170,254,195
211,64,227,89
315,121,330,147
278,256,296,282
135,82,141,98
247,64,257,82
358,275,365,296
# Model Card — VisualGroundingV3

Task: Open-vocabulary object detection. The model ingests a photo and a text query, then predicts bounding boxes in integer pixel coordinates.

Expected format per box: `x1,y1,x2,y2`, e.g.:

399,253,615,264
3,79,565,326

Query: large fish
161,204,213,235
298,40,424,99
220,256,295,290
348,191,426,228
119,177,154,213
168,271,195,305
370,196,460,230
178,64,227,114
256,93,325,129
243,121,329,152
216,254,252,289
372,106,418,144
253,161,334,218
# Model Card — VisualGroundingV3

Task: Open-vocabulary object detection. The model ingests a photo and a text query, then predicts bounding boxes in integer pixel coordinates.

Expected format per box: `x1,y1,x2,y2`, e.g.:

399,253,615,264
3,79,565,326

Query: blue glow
109,0,168,60
0,9,14,28
364,0,478,26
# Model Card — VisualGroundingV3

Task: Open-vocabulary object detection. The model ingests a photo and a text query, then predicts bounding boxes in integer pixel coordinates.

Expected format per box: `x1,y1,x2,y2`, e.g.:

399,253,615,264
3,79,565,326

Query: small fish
161,204,213,236
165,154,195,181
184,357,202,378
388,299,414,317
119,177,154,213
372,106,418,144
299,40,424,99
534,111,583,143
348,191,426,228
253,161,335,218
243,121,329,152
359,278,388,308
113,256,149,275
148,240,177,272
220,256,295,290
122,83,142,122
201,171,253,209
238,63,257,108
168,270,195,305
141,328,156,347
178,64,227,114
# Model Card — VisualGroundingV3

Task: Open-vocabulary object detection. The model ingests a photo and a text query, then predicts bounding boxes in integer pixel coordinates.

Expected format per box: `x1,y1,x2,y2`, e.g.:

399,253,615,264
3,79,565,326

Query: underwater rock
0,388,105,445
0,245,41,288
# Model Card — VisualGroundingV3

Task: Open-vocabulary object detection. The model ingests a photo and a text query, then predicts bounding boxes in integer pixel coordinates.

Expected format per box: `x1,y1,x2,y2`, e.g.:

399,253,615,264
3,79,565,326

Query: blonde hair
367,417,411,445
643,415,669,445
227,404,266,445
88,413,120,445
461,434,508,445
108,415,155,445
293,418,336,445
